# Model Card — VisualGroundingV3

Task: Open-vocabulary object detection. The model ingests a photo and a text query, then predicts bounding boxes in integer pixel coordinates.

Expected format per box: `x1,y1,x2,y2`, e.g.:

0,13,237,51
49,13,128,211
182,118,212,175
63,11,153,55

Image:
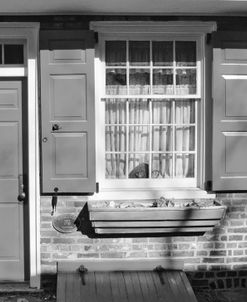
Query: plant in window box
75,198,227,238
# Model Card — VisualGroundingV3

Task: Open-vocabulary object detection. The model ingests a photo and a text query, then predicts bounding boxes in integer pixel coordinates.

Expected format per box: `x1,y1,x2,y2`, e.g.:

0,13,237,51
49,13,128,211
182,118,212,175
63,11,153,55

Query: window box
76,200,226,237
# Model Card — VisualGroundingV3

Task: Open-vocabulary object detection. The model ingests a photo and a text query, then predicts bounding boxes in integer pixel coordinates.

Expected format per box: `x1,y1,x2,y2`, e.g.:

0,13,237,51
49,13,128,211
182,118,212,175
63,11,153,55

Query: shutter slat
40,30,96,194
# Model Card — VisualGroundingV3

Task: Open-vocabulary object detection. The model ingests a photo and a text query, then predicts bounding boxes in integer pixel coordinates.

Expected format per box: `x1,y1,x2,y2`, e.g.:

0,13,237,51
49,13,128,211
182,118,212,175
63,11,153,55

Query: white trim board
0,22,40,289
90,21,217,34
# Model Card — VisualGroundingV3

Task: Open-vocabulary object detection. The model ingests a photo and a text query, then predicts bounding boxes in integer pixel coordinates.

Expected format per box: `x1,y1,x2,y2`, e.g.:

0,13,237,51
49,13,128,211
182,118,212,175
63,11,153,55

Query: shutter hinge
206,33,212,45
94,32,98,44
205,180,212,191
51,187,59,216
96,182,99,193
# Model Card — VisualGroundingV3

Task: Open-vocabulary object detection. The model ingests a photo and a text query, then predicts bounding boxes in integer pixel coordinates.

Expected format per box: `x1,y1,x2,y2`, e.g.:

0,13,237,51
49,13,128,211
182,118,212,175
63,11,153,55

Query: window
0,43,24,65
92,22,216,195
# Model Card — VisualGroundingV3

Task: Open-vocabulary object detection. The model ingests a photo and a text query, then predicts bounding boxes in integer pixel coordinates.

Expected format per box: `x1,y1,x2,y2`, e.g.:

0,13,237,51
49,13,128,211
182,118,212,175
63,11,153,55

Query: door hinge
206,33,212,45
94,32,98,44
154,265,165,284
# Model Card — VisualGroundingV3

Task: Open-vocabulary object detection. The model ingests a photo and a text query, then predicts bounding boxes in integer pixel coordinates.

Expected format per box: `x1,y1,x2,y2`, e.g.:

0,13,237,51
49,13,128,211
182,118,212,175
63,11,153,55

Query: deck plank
64,273,74,302
80,272,97,302
152,270,174,302
131,272,144,302
73,273,81,302
175,271,191,302
137,272,153,302
56,271,66,302
124,271,136,302
180,271,198,302
117,271,129,302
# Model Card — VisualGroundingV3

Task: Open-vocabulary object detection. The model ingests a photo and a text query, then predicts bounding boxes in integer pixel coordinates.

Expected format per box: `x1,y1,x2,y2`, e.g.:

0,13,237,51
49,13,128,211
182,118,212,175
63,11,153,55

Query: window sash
104,98,198,180
102,37,201,99
96,32,204,189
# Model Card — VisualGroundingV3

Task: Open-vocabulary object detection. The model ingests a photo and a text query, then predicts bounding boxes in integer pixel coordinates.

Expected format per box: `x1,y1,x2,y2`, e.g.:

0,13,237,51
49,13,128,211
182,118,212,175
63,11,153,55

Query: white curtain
105,99,195,179
152,101,172,178
128,100,149,176
105,100,126,178
175,100,195,177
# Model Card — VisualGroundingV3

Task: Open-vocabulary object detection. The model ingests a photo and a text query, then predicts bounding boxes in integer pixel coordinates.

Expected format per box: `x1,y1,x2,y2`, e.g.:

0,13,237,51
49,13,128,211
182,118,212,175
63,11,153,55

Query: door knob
18,192,26,202
18,175,26,202
52,124,62,131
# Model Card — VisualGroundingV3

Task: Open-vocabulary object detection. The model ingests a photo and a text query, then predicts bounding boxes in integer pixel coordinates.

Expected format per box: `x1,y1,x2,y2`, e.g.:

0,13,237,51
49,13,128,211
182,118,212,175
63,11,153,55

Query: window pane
175,154,195,177
176,41,196,66
152,153,173,178
129,69,150,94
129,126,149,152
153,69,173,94
105,41,126,66
106,69,127,95
129,41,150,66
153,41,173,66
105,99,126,124
176,69,196,95
105,126,126,152
175,101,195,124
4,44,24,64
152,101,172,124
105,153,126,179
129,99,149,124
152,126,172,152
129,155,149,178
175,126,195,151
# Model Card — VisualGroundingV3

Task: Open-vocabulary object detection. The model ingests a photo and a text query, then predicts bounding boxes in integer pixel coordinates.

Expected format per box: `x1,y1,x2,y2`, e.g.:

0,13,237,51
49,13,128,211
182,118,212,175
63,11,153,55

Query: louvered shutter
212,32,247,191
40,30,96,194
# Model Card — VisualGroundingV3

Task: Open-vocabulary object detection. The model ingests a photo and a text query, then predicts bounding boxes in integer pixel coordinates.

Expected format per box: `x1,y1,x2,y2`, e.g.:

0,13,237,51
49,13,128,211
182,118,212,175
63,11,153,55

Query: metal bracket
154,265,165,284
78,265,88,285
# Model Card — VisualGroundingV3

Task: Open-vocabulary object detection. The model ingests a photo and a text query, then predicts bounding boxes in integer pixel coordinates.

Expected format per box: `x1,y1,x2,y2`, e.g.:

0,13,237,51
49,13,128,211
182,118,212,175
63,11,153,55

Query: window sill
88,187,215,201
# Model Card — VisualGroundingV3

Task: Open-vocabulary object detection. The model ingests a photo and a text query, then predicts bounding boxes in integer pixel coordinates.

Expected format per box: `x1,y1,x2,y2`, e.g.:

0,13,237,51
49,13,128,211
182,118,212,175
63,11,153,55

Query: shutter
212,32,247,191
40,30,96,194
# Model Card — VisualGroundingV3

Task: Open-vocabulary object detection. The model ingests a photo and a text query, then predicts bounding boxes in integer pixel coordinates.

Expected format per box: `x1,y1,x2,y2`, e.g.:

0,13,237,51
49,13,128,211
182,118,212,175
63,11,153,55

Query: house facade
1,9,247,291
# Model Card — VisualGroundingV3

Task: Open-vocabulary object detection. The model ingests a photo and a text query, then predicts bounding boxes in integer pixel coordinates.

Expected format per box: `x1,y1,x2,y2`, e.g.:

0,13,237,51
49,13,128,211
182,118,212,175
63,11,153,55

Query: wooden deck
57,260,198,302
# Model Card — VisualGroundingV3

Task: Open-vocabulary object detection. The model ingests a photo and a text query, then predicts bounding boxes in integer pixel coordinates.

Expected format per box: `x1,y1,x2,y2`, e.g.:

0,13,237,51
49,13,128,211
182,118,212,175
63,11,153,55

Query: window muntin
102,37,200,187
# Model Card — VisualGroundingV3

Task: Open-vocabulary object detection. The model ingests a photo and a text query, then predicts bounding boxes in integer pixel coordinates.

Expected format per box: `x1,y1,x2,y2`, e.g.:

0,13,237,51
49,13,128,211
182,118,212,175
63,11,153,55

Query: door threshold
0,282,43,293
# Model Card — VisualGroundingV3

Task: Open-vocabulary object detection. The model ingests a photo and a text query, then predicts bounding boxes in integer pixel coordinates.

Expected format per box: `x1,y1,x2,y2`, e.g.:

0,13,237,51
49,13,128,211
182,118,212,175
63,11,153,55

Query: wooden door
0,79,25,281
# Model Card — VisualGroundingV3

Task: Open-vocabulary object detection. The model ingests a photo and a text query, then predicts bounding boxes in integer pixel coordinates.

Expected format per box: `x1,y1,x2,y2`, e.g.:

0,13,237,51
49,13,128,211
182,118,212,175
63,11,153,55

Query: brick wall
40,193,247,290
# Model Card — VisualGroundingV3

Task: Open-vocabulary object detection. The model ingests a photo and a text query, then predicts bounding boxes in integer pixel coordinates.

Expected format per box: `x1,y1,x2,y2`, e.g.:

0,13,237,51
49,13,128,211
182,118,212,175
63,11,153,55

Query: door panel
0,80,25,281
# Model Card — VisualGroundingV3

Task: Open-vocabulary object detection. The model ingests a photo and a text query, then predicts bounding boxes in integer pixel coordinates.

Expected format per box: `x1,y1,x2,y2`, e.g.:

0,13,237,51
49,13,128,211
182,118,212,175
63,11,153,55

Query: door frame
0,23,40,288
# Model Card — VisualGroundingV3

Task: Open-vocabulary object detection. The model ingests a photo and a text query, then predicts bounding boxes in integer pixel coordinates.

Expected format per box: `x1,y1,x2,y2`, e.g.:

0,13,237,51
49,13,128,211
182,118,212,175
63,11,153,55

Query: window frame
91,21,216,199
